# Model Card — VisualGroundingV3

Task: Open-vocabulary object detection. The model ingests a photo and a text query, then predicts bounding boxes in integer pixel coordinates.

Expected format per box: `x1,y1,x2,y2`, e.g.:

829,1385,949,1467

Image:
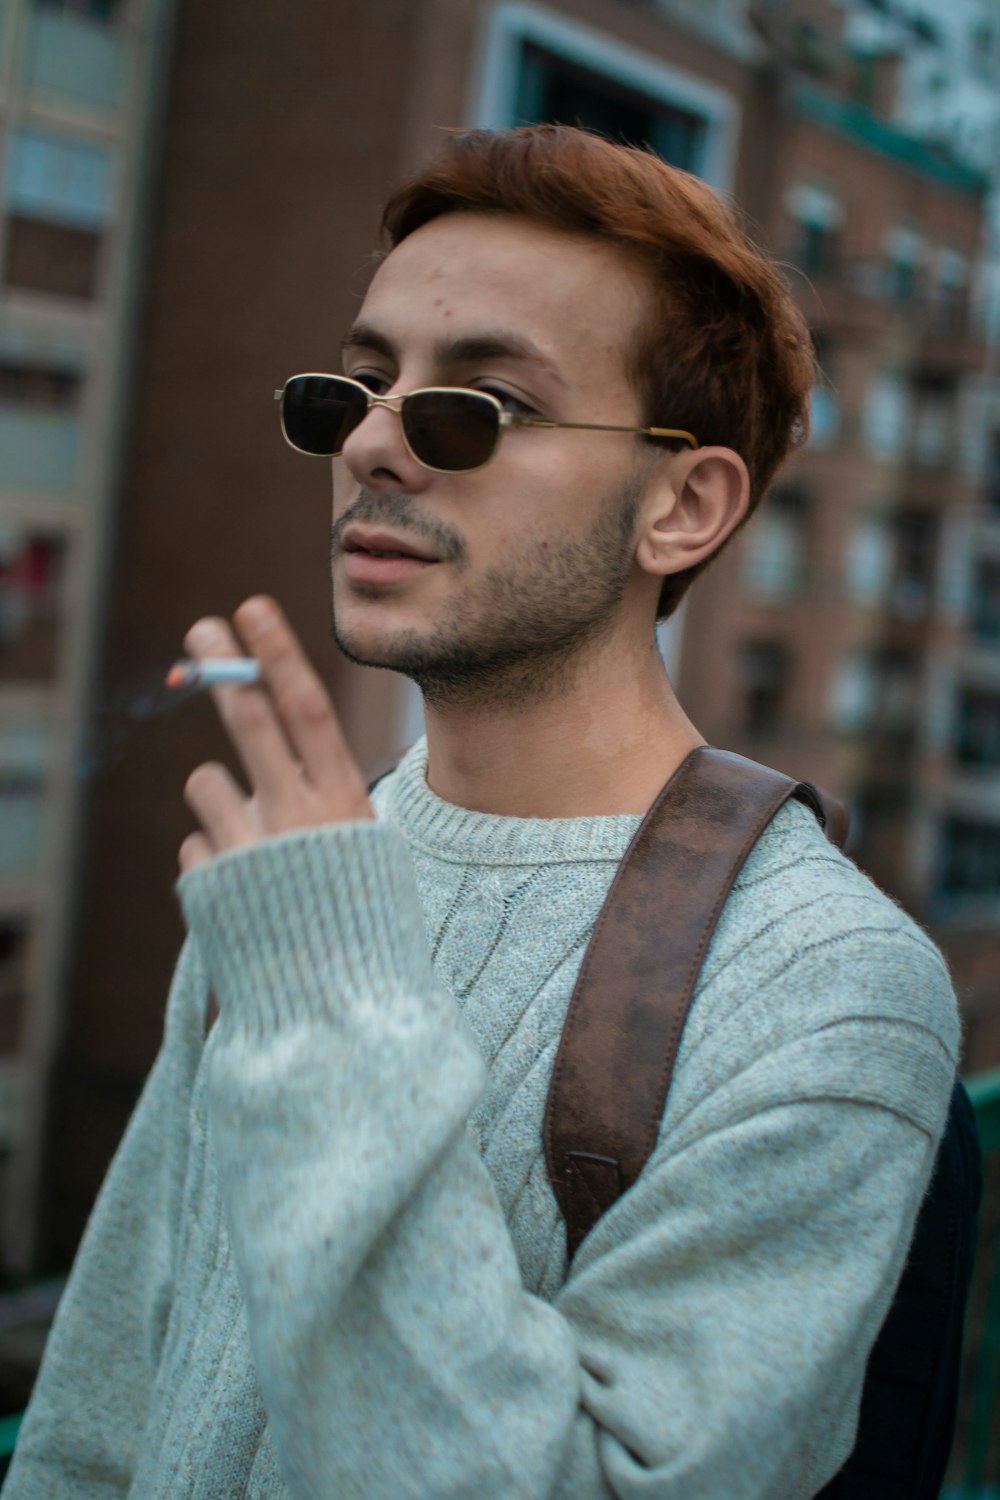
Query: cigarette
165,658,262,689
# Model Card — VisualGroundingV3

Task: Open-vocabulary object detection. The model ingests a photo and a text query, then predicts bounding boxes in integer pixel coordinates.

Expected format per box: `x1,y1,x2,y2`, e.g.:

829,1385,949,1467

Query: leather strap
542,745,848,1261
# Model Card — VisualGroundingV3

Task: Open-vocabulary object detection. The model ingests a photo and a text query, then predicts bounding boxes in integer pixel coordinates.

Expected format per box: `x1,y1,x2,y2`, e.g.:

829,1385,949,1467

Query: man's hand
179,596,373,874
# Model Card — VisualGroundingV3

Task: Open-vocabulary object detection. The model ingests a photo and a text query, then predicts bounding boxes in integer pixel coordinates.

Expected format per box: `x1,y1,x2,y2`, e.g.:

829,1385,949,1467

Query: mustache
330,491,466,565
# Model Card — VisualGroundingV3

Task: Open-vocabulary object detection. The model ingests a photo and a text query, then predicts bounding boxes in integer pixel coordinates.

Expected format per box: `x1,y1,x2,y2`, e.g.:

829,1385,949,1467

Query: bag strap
542,744,849,1262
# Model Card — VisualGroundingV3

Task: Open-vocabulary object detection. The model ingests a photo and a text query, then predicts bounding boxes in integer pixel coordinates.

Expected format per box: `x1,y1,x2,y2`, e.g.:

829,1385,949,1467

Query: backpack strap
542,744,848,1262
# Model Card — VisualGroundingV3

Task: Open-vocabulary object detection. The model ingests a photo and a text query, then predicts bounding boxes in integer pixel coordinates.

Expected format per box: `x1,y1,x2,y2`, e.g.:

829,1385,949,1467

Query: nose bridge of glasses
368,389,407,415
343,384,405,441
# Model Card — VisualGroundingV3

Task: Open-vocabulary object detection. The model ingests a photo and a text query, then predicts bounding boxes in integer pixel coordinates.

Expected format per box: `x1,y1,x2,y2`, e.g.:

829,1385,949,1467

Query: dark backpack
543,745,981,1500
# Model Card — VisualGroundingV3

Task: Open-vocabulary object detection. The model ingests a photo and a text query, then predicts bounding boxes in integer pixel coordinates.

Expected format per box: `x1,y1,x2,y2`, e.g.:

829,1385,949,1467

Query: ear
635,446,751,581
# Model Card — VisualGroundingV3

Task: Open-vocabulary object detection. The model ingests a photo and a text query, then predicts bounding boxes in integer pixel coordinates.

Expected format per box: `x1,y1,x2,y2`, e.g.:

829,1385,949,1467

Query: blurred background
0,0,999,1483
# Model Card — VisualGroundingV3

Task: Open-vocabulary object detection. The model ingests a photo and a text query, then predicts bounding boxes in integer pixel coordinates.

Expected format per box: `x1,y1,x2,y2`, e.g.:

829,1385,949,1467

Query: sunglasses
274,373,698,475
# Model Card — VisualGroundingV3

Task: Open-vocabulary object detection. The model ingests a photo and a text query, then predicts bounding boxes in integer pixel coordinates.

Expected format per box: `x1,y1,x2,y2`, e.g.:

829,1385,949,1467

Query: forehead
357,213,649,382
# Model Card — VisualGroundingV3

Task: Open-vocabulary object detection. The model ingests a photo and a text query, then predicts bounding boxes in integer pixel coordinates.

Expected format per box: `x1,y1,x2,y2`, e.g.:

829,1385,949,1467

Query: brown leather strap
542,745,848,1262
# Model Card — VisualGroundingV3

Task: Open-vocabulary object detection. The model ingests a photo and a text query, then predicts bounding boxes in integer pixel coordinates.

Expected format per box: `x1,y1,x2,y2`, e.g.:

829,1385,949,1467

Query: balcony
21,7,126,113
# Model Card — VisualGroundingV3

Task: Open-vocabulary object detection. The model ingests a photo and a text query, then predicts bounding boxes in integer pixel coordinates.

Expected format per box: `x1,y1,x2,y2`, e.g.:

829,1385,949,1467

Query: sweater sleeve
178,820,957,1500
2,940,207,1500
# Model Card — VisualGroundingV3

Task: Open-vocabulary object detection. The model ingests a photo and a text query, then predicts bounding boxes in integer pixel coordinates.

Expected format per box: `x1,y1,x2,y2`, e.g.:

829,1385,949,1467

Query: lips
340,525,438,562
340,524,440,586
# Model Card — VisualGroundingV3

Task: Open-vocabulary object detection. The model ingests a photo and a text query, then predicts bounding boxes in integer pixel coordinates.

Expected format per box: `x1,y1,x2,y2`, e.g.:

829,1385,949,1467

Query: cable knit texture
4,738,959,1500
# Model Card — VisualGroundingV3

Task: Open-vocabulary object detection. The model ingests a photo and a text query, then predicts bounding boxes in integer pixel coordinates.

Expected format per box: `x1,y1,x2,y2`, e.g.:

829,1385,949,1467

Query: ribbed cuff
177,822,437,1038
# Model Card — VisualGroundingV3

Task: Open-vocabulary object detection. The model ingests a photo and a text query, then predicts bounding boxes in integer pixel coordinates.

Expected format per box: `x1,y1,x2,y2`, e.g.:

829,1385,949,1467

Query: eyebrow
341,321,567,386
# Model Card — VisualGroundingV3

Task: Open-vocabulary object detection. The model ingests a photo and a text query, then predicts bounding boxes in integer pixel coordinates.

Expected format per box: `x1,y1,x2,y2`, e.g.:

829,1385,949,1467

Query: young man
6,126,957,1499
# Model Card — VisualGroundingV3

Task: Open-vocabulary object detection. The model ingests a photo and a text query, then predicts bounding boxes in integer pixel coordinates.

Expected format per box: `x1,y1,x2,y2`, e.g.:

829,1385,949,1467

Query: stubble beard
330,475,645,711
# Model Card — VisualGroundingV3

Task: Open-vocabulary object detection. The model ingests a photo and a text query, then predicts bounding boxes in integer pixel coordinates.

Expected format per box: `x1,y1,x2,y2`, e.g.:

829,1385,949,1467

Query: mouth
339,525,440,585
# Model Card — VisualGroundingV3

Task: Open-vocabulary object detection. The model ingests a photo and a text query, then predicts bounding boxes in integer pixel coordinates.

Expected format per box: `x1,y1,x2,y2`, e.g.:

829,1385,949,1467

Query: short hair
380,124,815,619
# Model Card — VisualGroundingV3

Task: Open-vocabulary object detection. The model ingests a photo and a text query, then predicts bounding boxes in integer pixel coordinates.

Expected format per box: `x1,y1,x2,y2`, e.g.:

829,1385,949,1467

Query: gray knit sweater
5,740,958,1500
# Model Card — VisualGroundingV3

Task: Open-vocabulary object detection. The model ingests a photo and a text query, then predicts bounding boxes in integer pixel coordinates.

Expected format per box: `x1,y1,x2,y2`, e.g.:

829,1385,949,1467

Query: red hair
381,125,814,618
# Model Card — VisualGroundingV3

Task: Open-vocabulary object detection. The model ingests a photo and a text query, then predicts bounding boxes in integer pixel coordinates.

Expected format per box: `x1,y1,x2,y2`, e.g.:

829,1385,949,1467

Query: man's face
329,212,663,706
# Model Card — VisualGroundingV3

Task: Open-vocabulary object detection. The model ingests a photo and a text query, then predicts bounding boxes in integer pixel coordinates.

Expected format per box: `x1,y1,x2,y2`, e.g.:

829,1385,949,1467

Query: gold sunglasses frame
274,373,698,474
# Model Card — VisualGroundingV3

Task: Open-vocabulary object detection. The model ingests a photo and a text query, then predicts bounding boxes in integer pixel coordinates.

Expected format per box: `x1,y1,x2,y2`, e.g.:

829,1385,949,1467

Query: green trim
956,1068,1000,1492
0,1411,21,1457
965,1066,1000,1108
967,1067,1000,1155
791,82,988,196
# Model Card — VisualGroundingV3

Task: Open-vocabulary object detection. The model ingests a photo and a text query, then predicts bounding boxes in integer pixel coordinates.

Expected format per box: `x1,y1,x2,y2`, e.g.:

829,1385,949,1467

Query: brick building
678,0,1000,1072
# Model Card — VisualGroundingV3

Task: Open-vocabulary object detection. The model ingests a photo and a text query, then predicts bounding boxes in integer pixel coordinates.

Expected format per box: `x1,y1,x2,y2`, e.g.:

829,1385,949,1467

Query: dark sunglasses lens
402,390,499,471
282,376,367,455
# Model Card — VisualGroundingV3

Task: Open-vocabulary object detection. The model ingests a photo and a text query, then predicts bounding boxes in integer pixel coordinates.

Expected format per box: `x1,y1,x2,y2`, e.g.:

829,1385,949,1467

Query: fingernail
238,597,275,636
186,619,220,651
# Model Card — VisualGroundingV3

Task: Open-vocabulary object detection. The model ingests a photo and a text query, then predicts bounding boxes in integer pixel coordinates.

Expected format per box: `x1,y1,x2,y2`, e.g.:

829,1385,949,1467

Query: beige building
0,0,176,1278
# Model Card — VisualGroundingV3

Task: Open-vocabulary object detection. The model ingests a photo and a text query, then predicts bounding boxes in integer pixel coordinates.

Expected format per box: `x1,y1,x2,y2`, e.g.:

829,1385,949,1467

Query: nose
338,393,433,493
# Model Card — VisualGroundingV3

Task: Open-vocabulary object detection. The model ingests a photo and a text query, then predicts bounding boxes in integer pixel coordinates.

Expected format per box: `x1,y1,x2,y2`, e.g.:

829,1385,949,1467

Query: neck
421,629,704,818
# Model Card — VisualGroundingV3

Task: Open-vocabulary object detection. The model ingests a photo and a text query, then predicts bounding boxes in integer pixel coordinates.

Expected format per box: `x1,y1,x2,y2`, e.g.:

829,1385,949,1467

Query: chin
330,604,426,674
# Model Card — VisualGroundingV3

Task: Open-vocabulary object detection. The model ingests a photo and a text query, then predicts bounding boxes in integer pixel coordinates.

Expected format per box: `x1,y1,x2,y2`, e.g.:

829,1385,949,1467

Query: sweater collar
374,739,642,867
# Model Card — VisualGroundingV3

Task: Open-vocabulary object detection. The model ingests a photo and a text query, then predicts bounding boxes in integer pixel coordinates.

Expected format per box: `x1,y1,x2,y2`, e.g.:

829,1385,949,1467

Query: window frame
471,1,739,192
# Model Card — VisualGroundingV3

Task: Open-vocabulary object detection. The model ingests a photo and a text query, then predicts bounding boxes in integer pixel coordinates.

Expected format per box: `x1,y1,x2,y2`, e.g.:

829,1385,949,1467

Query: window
514,43,707,171
845,514,892,603
34,0,123,19
6,128,113,226
742,485,810,597
912,380,953,467
928,249,968,333
807,385,840,450
955,689,1000,769
985,430,1000,514
476,6,736,190
862,373,912,460
741,641,793,735
911,16,941,45
0,358,83,489
0,361,81,408
883,227,922,304
831,646,921,740
4,128,114,299
829,653,879,733
0,726,47,878
971,558,1000,643
939,818,1000,900
969,20,996,79
0,922,30,1056
891,509,938,619
785,184,843,276
0,528,67,682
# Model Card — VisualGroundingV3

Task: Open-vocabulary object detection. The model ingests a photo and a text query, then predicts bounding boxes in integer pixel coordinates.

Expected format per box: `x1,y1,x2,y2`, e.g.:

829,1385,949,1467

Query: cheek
331,458,355,514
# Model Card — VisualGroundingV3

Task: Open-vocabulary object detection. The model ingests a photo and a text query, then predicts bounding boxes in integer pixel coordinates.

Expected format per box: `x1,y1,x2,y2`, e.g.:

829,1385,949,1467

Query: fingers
183,761,258,854
178,599,373,876
183,614,297,806
230,596,370,817
178,830,215,875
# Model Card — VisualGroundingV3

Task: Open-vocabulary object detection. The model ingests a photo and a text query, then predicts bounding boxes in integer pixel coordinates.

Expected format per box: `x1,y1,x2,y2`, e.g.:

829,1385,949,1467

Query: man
6,126,957,1499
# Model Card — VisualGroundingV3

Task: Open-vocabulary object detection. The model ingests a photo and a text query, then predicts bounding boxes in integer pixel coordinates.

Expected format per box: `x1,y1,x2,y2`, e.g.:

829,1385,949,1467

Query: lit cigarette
165,658,262,689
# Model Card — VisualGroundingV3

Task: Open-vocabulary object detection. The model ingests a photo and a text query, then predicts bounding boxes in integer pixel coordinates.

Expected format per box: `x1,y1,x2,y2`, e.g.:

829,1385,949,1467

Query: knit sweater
5,739,959,1500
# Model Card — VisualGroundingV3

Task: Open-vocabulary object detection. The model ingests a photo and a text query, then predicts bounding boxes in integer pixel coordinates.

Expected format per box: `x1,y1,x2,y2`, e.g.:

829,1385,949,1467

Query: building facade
679,0,1000,1072
0,0,175,1280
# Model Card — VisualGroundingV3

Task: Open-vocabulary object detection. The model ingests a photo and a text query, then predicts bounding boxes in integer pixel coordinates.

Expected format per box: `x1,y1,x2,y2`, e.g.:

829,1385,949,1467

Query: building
0,0,175,1290
678,0,1000,1072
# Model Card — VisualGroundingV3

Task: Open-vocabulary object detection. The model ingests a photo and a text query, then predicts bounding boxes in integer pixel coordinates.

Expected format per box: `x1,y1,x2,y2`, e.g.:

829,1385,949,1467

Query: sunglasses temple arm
514,415,698,448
